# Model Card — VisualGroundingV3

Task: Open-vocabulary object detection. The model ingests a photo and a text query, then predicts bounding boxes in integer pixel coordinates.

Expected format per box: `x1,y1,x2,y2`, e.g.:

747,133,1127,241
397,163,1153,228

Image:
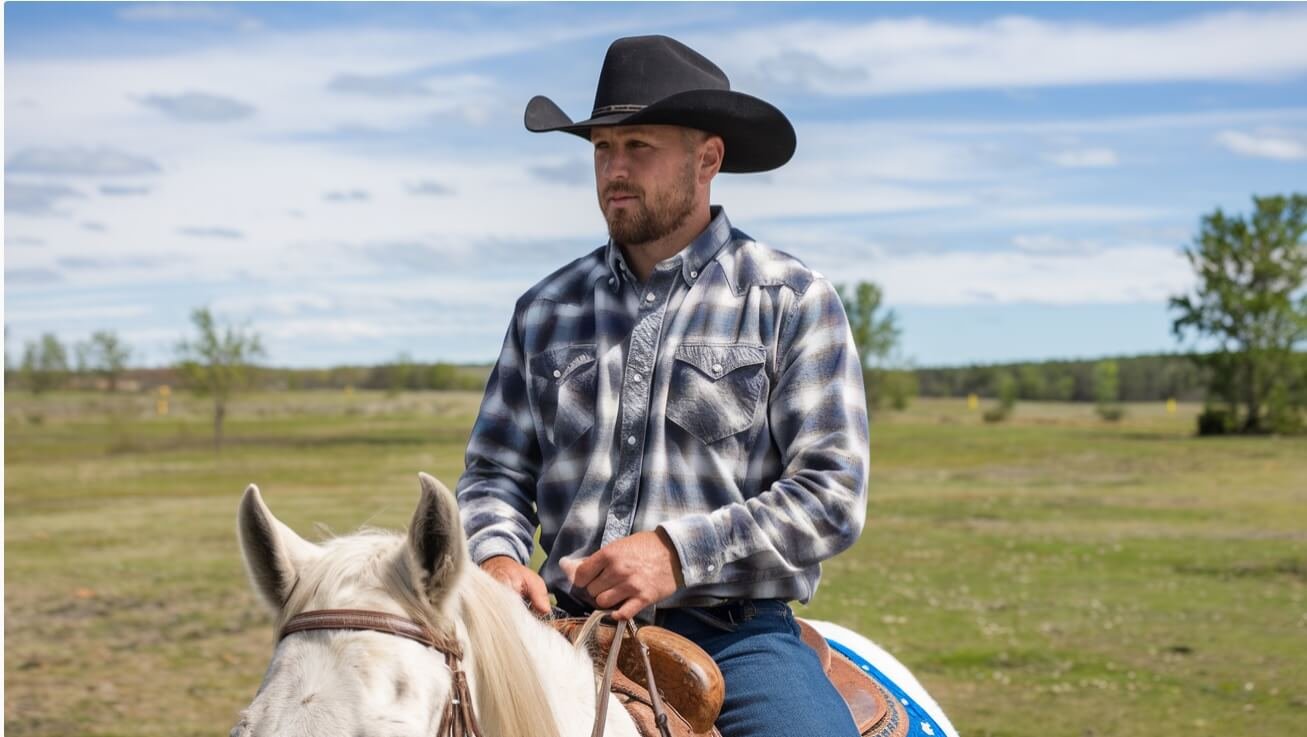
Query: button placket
605,268,676,542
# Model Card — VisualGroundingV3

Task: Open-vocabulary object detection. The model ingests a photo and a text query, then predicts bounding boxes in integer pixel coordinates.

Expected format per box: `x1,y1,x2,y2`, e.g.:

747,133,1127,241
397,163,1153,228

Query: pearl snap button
645,292,655,303
632,373,642,382
552,369,562,378
627,435,637,446
689,270,698,278
712,363,723,374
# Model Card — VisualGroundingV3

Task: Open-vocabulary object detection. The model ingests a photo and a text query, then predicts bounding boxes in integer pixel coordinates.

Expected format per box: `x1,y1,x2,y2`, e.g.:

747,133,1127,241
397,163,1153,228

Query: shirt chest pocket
529,344,598,451
666,343,768,445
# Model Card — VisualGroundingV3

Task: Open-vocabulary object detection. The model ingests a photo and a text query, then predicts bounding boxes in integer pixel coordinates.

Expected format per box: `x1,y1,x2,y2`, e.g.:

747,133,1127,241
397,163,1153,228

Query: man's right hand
480,556,551,615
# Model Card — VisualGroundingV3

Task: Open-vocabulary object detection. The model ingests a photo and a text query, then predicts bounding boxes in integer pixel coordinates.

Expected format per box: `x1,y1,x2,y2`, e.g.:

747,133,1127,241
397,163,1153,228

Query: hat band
591,104,647,116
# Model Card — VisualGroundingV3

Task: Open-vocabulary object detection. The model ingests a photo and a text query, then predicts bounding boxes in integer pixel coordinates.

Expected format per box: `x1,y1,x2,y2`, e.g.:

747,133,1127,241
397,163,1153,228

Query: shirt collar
604,206,733,291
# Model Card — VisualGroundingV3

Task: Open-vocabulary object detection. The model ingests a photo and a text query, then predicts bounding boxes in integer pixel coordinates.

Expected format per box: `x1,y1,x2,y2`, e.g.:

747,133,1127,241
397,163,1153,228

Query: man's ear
699,135,724,183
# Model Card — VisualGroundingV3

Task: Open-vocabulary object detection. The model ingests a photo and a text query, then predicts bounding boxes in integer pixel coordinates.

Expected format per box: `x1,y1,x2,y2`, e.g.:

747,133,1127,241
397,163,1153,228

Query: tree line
7,193,1304,437
912,354,1209,403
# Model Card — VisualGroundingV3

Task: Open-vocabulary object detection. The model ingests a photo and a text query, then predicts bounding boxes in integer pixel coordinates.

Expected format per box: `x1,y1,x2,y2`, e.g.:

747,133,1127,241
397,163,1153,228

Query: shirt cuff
467,534,529,568
657,514,725,588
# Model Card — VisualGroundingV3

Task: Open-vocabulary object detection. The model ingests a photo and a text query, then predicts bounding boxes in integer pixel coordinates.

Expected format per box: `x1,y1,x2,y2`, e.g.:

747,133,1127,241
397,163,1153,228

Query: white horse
232,473,957,737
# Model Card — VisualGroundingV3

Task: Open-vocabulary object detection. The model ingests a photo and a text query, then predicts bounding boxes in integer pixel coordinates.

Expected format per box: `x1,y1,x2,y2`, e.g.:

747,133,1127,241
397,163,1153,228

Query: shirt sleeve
455,313,543,566
658,277,870,588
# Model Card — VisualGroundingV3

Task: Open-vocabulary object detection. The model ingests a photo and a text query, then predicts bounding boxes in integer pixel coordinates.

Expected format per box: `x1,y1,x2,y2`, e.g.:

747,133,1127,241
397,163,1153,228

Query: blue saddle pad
826,638,948,737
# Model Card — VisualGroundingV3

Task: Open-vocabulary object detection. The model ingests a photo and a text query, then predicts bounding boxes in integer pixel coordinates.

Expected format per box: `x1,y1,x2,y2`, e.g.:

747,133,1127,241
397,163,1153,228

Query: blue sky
5,2,1306,368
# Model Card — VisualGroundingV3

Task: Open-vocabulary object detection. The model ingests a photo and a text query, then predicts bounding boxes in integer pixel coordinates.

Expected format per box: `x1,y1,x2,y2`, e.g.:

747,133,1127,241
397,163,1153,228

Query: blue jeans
655,600,860,737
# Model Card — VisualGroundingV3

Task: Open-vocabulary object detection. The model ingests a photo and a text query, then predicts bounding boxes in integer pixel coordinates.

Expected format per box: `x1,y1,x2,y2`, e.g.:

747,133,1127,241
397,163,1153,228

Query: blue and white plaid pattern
456,207,869,608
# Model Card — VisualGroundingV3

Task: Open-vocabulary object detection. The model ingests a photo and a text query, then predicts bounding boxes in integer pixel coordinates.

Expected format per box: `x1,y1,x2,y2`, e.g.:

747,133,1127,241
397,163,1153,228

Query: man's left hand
560,529,684,621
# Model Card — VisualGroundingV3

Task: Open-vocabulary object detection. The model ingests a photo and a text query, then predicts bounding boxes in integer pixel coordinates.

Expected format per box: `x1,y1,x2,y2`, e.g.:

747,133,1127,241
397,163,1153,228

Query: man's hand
480,556,551,615
560,529,684,621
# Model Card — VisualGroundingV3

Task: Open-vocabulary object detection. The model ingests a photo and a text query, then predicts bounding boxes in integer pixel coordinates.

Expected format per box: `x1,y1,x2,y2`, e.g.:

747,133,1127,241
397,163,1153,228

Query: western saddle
553,615,908,737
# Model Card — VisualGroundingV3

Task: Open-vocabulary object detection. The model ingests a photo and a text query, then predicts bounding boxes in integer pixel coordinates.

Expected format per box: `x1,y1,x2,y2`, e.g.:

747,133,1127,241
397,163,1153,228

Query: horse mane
457,570,565,737
276,527,564,737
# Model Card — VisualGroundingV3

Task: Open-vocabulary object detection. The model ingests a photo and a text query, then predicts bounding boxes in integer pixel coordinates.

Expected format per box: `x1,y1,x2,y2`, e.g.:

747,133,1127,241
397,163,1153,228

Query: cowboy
456,35,868,737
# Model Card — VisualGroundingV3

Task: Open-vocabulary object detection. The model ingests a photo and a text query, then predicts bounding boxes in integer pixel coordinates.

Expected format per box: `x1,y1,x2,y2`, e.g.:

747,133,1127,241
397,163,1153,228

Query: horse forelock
275,529,449,633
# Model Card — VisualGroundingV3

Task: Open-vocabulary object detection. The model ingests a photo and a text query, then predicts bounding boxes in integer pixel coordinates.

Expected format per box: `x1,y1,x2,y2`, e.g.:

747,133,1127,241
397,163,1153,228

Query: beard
601,160,697,247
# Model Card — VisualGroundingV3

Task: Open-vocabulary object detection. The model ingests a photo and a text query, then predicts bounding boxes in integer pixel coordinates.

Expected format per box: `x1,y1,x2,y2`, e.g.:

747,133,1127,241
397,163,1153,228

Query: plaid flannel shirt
456,206,869,608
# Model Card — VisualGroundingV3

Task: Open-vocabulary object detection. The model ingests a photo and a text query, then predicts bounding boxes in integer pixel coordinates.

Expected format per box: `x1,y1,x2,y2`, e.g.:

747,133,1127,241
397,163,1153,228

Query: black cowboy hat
524,35,796,173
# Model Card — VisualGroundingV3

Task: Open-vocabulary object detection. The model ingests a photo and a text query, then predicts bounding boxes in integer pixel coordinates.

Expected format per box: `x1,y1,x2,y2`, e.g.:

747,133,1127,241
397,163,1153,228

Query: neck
620,202,712,283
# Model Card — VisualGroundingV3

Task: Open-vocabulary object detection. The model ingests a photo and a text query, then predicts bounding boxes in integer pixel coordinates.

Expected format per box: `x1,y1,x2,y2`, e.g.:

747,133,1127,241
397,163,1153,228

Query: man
456,35,868,737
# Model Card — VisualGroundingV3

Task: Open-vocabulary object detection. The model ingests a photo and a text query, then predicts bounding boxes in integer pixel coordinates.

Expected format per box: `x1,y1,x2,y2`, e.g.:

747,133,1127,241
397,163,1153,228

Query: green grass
5,391,1306,736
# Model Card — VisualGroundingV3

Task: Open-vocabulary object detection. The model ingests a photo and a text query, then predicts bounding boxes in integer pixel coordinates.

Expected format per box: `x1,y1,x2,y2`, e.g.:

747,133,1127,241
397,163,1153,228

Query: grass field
4,390,1305,736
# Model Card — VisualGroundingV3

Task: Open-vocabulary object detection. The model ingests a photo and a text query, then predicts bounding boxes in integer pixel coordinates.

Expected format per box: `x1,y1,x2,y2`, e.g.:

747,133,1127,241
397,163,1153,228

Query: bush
1197,407,1234,436
982,406,1010,423
1096,405,1125,422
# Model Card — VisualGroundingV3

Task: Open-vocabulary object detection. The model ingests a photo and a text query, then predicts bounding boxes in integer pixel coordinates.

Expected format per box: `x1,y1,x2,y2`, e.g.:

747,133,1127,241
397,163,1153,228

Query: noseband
280,609,483,737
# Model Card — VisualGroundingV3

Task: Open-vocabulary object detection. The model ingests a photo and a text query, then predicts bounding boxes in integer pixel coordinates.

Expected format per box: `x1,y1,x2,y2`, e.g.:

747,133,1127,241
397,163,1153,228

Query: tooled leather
610,669,722,737
553,612,908,737
553,618,724,733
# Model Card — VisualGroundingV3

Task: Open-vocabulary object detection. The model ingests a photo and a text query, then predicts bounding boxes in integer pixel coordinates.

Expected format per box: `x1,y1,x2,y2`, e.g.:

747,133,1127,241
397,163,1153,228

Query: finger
558,556,582,585
571,551,607,589
612,595,648,622
524,573,551,615
594,582,637,610
584,564,629,601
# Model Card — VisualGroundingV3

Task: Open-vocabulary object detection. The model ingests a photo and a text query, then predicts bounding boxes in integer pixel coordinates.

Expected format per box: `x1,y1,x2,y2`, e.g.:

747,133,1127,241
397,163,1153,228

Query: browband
280,608,462,660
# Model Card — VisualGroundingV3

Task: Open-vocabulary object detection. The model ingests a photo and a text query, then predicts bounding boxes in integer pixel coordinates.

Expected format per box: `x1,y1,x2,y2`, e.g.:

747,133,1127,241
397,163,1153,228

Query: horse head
231,472,566,737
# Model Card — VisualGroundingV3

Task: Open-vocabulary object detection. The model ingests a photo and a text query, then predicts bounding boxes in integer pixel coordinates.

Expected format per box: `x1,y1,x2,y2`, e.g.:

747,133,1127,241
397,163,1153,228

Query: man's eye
594,141,610,150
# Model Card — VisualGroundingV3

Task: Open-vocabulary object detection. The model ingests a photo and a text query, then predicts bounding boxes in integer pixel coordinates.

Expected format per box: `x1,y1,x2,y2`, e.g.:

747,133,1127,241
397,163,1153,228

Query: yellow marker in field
967,393,978,411
157,384,171,416
1166,398,1176,414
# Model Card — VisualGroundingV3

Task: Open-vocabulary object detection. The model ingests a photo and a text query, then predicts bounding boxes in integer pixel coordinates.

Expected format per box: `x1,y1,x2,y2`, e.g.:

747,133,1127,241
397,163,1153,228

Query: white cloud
406,180,455,196
5,146,162,176
702,8,1307,96
177,226,244,239
1011,234,1101,256
1045,147,1119,168
1215,130,1307,161
117,2,264,31
828,244,1191,306
4,182,86,215
137,91,256,122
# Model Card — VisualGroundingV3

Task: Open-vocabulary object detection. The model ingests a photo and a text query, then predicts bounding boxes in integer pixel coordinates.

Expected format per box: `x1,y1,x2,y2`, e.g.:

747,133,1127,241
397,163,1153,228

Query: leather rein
279,609,482,737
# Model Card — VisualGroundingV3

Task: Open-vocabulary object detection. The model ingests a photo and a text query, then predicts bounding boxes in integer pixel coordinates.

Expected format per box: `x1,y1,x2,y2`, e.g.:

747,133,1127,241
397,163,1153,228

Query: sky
4,2,1306,369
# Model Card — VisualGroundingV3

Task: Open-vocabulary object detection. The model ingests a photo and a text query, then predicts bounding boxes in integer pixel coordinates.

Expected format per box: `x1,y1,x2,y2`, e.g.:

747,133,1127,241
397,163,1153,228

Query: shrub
1096,405,1126,422
1197,407,1233,436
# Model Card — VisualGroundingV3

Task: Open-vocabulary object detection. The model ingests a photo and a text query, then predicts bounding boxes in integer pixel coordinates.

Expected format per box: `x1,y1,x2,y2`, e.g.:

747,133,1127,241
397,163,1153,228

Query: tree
176,308,265,451
983,370,1017,423
20,333,70,394
1018,364,1048,400
1170,194,1307,433
1094,360,1125,421
837,281,904,410
77,330,132,391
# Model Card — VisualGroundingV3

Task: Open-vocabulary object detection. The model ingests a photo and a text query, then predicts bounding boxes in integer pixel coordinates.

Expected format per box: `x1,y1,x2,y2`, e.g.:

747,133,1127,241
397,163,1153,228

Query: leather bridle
279,608,672,737
279,609,483,737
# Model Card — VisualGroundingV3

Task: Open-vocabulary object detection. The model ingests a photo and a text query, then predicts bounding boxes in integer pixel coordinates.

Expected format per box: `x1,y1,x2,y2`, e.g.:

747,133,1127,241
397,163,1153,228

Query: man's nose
599,148,631,180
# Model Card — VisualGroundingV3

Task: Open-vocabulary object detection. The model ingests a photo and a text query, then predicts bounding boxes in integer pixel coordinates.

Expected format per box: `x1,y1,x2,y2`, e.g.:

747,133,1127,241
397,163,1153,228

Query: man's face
591,125,701,247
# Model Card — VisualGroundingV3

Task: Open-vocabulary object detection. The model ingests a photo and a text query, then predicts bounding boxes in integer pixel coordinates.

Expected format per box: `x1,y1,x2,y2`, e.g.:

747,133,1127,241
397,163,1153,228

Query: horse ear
238,484,320,612
407,472,469,606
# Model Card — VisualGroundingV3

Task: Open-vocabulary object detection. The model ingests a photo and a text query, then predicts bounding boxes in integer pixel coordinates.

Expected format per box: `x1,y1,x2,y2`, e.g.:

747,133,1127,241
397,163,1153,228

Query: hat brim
524,89,795,173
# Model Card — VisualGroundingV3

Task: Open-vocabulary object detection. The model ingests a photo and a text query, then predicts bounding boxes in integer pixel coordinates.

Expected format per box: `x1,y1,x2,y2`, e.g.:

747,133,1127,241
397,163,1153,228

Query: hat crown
592,35,729,116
